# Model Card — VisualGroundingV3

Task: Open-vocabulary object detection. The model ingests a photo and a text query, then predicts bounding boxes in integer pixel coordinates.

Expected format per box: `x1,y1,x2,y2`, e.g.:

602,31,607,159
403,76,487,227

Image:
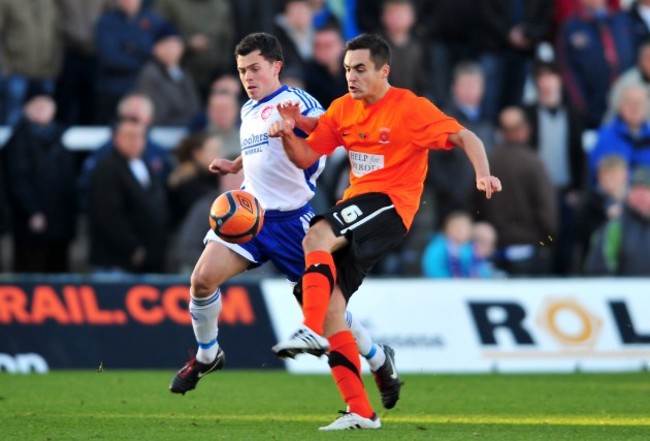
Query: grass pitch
1,370,648,440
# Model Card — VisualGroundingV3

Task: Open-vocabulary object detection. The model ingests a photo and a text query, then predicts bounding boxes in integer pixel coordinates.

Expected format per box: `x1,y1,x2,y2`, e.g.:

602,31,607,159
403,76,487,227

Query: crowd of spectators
1,0,650,278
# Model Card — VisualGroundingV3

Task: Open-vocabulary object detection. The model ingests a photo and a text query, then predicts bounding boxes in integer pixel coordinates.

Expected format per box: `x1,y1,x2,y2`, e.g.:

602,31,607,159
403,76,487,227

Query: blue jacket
558,10,635,128
422,234,477,278
589,116,650,184
95,9,165,95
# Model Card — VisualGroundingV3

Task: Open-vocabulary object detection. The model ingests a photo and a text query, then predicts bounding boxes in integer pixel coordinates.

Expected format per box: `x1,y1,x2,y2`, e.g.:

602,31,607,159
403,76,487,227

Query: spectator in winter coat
88,119,168,273
557,0,636,128
94,0,166,123
584,165,650,275
589,84,650,185
136,23,201,126
474,106,557,276
0,0,62,125
2,96,77,272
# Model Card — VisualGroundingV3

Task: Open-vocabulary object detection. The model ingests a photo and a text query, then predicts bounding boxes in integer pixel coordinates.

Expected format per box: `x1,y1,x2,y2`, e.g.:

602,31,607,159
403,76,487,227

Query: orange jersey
307,87,464,230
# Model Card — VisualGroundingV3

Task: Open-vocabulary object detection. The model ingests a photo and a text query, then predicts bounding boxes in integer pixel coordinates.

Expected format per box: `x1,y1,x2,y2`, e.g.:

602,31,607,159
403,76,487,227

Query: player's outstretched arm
448,129,502,199
276,101,319,134
269,118,321,169
209,155,243,175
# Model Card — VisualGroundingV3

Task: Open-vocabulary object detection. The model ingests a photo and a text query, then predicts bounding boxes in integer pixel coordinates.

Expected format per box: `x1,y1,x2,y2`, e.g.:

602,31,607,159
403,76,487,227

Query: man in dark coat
3,95,78,272
474,106,558,276
88,119,168,272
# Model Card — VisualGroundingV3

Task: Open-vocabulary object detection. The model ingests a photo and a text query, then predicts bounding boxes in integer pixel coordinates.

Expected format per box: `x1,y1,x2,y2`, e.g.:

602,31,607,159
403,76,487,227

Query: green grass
1,371,648,440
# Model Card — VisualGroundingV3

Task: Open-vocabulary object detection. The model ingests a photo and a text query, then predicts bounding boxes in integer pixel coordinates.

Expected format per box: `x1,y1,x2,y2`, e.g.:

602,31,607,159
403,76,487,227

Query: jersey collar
255,85,289,106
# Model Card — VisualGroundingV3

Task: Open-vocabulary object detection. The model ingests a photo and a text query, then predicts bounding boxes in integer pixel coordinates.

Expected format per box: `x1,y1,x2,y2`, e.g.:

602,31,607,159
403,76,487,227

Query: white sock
346,310,386,371
190,288,222,363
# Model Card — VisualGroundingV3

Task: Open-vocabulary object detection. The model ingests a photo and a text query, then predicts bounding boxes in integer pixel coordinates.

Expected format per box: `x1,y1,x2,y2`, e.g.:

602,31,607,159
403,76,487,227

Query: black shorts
303,192,407,301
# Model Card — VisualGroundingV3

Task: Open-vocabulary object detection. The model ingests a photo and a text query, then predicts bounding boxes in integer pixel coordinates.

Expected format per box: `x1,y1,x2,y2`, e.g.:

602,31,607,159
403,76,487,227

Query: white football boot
271,324,329,358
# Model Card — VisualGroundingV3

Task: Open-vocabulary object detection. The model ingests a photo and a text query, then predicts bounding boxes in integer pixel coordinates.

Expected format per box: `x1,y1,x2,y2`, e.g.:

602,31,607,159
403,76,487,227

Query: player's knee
324,308,347,335
302,221,332,252
190,268,217,298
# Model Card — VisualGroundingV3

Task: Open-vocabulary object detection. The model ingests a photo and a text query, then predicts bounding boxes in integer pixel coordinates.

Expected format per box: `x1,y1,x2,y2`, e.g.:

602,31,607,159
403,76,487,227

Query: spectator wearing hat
584,166,650,275
2,96,78,272
154,0,234,96
136,23,201,126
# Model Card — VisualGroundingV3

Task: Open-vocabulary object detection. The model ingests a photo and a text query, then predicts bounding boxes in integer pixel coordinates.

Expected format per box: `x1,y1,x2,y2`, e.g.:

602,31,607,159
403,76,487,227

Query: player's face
236,51,282,101
344,49,390,105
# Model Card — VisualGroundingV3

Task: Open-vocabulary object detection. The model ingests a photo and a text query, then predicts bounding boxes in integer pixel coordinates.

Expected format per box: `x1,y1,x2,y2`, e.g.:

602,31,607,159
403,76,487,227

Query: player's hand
268,118,295,138
209,158,240,175
276,101,301,121
477,176,502,199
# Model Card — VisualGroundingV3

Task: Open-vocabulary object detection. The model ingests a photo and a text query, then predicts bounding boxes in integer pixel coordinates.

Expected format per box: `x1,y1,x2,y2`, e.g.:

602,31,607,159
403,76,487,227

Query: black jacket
88,149,168,272
476,0,552,53
3,120,77,243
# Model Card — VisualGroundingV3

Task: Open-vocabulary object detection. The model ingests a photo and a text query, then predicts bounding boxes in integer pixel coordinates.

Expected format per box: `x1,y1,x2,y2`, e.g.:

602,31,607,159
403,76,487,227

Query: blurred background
1,0,649,374
2,0,650,279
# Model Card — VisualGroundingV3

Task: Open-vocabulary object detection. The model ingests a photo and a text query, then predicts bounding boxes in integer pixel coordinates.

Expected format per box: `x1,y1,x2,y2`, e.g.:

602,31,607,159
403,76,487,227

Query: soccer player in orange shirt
269,33,502,431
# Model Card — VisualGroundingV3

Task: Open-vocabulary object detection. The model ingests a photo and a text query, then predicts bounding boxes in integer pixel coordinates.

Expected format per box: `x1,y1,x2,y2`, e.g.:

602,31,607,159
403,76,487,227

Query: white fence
0,126,186,150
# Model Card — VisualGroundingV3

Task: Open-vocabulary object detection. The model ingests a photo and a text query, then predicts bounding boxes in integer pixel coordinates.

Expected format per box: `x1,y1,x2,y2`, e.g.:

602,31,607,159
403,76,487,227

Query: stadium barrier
0,125,187,151
264,278,650,374
0,275,284,372
2,276,649,373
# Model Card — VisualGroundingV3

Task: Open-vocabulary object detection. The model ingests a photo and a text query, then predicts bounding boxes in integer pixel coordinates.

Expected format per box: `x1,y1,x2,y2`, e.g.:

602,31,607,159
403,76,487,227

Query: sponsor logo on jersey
349,151,384,177
242,132,269,154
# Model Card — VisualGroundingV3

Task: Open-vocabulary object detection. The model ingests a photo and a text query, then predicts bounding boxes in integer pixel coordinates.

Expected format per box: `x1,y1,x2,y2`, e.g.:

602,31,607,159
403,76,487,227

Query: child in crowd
421,211,474,278
471,221,502,278
577,154,629,261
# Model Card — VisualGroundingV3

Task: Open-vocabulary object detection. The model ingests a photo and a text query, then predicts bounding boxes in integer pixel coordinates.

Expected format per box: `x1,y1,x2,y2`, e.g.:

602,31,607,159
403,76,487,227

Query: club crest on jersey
260,105,274,120
379,127,391,144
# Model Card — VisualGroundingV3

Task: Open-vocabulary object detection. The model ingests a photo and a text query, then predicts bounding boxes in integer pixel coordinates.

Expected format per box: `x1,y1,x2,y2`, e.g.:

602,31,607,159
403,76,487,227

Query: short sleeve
407,97,464,150
306,108,343,156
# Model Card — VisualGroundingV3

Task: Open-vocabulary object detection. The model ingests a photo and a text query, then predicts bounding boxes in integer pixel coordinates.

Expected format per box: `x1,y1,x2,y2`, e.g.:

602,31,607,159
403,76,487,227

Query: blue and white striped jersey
239,85,325,211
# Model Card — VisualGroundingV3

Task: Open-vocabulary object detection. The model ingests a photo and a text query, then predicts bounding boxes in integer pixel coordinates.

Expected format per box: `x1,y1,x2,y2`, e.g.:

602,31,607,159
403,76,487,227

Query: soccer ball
209,190,264,243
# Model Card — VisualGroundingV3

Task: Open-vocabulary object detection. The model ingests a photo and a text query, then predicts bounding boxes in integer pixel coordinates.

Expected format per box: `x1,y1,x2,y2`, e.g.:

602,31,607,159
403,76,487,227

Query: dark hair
282,0,309,10
234,33,284,66
533,61,560,78
345,33,391,69
112,118,145,137
175,132,210,163
316,20,343,36
382,0,414,12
